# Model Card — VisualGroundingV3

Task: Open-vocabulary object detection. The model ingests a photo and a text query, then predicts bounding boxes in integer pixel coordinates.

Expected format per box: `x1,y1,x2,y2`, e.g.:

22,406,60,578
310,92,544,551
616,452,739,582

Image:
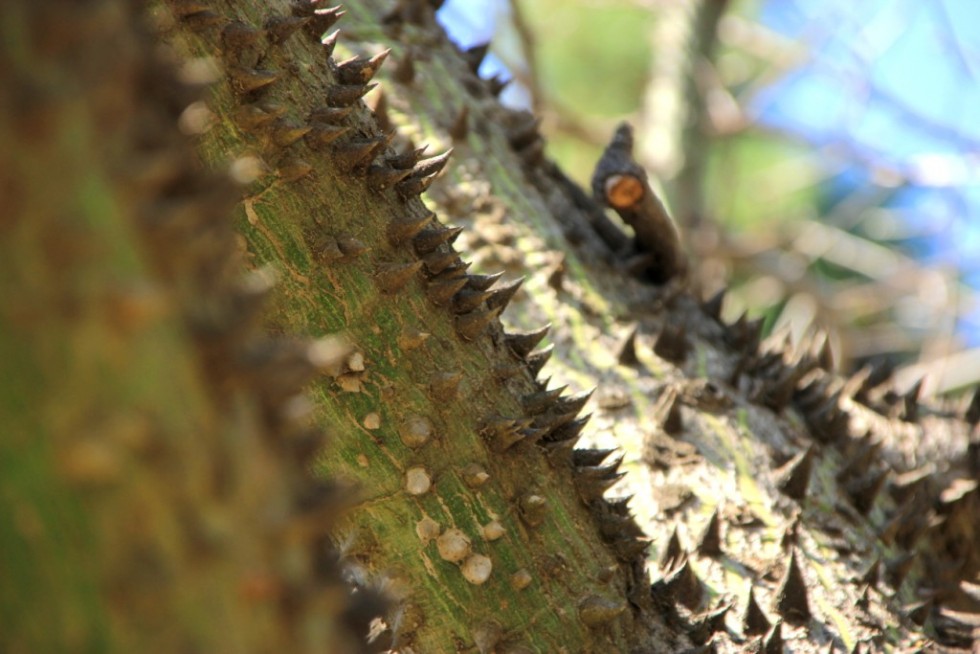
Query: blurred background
436,0,980,399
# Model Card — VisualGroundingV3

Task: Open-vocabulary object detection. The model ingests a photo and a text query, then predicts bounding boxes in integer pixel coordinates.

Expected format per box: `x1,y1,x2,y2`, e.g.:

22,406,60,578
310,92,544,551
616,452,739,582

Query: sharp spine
452,287,493,314
332,136,386,171
387,212,433,246
555,388,594,416
410,149,453,178
522,386,568,415
320,29,340,59
308,105,352,124
653,387,683,435
482,417,530,452
290,2,345,39
222,21,263,50
276,159,313,182
335,49,390,84
466,272,504,291
696,510,722,556
422,251,461,276
235,102,286,132
336,234,368,257
663,557,703,610
573,459,625,502
375,261,423,294
900,378,923,422
535,410,584,440
846,469,888,515
485,277,524,312
463,42,490,74
264,14,310,43
271,120,313,147
504,324,550,358
326,82,377,107
525,345,554,377
388,144,429,170
774,446,815,501
763,621,783,654
507,114,541,150
487,74,509,97
744,587,771,636
572,449,615,467
774,550,811,623
702,288,726,321
367,163,413,190
617,327,639,366
228,66,280,93
395,173,436,197
414,224,463,255
426,274,469,306
659,529,683,570
455,307,502,341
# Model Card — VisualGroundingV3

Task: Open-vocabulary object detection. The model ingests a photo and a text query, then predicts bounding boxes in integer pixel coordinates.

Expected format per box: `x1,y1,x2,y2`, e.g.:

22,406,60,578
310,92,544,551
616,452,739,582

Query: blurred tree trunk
640,0,729,234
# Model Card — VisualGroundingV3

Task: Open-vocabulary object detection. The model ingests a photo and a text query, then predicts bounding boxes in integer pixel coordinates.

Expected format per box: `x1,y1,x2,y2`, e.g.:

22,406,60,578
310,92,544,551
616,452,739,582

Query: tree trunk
3,1,978,653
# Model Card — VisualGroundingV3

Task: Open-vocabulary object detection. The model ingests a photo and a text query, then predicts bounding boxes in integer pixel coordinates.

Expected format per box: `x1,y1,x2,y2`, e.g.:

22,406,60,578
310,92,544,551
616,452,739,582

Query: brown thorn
504,324,550,358
455,307,502,341
413,224,462,255
774,550,811,624
773,446,815,502
367,163,413,190
616,327,639,366
696,510,722,557
375,260,424,294
387,212,433,246
335,49,390,85
743,587,771,636
326,82,377,107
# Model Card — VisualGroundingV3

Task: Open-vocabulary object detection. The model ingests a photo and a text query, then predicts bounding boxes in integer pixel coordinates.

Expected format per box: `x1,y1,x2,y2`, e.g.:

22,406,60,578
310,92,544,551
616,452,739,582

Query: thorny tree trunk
2,1,979,653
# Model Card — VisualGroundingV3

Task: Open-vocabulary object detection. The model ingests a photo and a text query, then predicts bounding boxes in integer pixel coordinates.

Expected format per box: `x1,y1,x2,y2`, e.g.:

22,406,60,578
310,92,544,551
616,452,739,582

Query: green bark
3,1,978,653
160,1,670,651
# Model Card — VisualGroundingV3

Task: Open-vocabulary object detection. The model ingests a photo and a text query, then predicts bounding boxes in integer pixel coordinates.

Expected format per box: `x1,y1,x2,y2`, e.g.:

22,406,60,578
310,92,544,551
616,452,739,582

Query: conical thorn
411,149,453,178
264,14,310,44
504,324,550,358
774,551,811,624
464,42,490,74
326,82,377,107
697,510,722,556
456,307,502,341
774,446,815,502
426,274,469,306
368,163,413,190
387,212,433,246
375,260,424,294
413,224,462,255
395,172,436,197
335,49,390,85
228,66,280,94
526,344,554,377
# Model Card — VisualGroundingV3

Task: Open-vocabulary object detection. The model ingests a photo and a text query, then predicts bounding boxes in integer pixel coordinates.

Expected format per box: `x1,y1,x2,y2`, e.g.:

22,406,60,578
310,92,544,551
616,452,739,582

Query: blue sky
755,0,980,342
438,0,980,344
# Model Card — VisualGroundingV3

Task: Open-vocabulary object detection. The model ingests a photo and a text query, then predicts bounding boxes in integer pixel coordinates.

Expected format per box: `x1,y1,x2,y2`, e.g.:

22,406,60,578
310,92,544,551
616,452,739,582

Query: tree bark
3,1,978,653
